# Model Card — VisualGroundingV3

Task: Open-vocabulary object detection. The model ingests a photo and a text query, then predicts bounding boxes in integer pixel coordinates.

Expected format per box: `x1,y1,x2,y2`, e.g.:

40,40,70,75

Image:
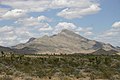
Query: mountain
92,48,118,55
116,46,120,52
0,45,36,54
0,46,13,53
12,29,117,54
26,37,36,43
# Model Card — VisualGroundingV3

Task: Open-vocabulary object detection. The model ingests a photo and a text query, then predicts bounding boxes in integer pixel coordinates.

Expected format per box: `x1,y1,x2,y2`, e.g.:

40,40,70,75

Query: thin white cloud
76,27,93,36
38,16,51,22
1,9,27,19
57,4,101,19
84,31,93,36
38,23,53,31
16,17,40,27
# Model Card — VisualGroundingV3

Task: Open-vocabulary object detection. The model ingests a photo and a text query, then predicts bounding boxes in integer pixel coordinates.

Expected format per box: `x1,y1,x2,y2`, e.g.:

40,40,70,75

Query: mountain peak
60,29,75,34
61,29,73,32
27,37,36,43
59,29,86,40
60,29,78,36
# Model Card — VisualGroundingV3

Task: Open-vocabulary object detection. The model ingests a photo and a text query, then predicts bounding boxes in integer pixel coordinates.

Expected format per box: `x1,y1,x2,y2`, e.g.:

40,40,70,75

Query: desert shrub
90,73,95,80
1,75,13,80
13,71,25,77
35,70,46,78
104,57,112,66
0,54,120,79
24,77,33,80
63,76,72,80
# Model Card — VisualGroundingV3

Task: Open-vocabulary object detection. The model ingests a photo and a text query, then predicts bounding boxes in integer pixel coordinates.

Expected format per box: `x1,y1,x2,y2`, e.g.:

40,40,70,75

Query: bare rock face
12,29,116,54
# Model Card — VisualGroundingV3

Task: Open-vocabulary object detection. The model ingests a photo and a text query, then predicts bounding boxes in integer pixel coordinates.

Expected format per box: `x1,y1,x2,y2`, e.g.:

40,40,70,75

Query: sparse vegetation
0,51,120,80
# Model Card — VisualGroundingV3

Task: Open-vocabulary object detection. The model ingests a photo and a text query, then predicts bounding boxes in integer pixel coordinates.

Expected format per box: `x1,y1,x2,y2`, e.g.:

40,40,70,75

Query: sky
0,0,120,47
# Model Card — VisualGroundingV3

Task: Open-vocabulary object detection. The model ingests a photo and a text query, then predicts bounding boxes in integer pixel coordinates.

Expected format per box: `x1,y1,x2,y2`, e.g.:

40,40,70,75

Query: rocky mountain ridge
11,29,118,54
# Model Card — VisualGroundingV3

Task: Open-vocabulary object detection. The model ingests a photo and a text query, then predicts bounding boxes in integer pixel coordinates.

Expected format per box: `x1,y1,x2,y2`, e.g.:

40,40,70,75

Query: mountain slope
12,29,116,54
0,46,13,53
92,48,118,55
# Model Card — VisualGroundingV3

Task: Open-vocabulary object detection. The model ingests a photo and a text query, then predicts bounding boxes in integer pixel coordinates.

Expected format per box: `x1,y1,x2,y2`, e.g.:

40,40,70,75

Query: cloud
15,16,51,27
53,22,77,33
0,8,10,19
0,26,17,46
38,23,53,31
0,8,9,14
0,26,14,33
95,21,120,46
1,0,101,19
77,27,93,32
38,16,51,22
56,22,77,29
0,15,53,46
15,16,53,34
15,17,40,27
50,0,99,9
112,21,120,28
1,0,50,12
0,26,33,46
1,9,27,19
16,15,53,33
57,4,101,19
76,27,93,36
84,31,93,36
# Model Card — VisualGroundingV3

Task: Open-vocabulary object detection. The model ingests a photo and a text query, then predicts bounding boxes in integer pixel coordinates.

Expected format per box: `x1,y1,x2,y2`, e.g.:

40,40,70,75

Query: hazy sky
0,0,120,47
